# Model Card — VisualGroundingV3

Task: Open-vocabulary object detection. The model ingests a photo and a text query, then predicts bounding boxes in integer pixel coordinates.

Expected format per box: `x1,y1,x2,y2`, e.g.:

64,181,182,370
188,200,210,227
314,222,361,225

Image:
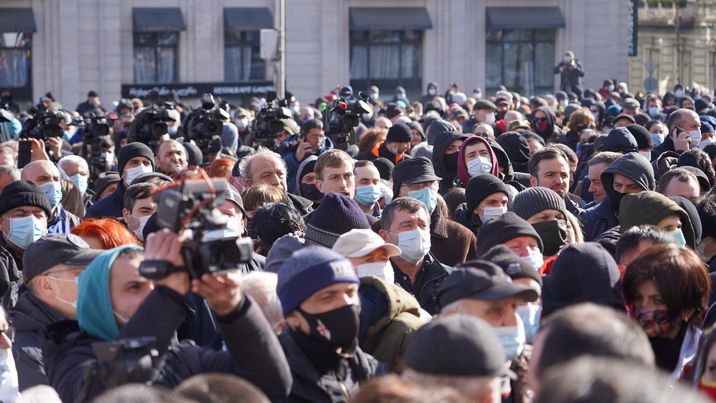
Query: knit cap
0,180,52,218
117,142,155,174
465,174,510,214
386,123,412,143
305,193,370,248
510,187,566,221
277,246,359,316
619,191,695,247
477,212,543,256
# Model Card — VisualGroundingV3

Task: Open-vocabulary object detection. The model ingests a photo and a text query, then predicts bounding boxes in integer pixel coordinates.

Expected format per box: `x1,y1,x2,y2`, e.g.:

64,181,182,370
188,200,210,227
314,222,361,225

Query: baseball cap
437,260,539,308
23,234,104,281
332,229,400,258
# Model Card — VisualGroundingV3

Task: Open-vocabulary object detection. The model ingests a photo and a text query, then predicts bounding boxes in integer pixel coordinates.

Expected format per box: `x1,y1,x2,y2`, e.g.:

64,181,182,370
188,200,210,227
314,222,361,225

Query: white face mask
638,151,652,161
493,322,526,361
699,138,714,150
133,215,151,241
480,206,507,223
102,151,114,167
516,304,542,344
124,164,153,186
525,252,544,270
356,261,394,283
467,156,493,177
0,349,19,402
688,130,702,145
235,118,249,130
397,228,431,264
484,112,496,124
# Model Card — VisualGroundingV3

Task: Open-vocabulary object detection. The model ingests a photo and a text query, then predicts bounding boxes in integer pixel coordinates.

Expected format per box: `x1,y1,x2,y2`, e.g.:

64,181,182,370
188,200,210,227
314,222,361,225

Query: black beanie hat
625,124,653,149
477,212,543,256
482,245,542,287
183,142,203,166
465,174,510,214
117,142,155,174
305,193,371,248
92,171,120,198
386,123,412,143
0,180,52,218
373,158,395,181
510,187,566,221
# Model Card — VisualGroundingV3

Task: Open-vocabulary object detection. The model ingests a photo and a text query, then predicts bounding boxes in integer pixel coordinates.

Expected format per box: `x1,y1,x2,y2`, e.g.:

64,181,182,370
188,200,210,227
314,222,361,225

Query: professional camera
323,86,372,151
21,101,65,140
81,112,114,176
90,337,159,388
139,178,253,280
127,91,176,150
253,91,292,148
184,94,230,160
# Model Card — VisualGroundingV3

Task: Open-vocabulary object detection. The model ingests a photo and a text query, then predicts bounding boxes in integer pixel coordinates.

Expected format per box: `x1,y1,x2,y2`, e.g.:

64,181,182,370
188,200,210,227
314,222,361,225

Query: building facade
0,0,630,108
629,0,716,95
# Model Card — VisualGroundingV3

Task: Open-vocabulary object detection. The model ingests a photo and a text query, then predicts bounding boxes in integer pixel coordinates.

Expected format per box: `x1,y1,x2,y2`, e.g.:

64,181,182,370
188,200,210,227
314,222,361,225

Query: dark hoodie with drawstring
601,127,639,154
579,152,655,241
489,139,530,191
432,132,469,194
498,131,532,174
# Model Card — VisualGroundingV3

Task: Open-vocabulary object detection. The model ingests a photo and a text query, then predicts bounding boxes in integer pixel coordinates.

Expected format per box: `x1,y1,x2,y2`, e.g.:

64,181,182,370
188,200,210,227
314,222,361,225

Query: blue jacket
279,135,333,194
580,200,618,242
85,182,126,218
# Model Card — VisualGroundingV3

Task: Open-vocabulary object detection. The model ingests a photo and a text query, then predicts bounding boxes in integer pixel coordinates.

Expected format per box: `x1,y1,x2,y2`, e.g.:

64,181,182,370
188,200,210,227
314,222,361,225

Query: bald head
667,108,700,132
156,139,188,175
21,160,61,186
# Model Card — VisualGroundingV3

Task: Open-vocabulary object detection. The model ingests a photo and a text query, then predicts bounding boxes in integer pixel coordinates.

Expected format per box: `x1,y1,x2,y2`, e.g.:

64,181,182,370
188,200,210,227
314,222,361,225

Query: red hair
71,218,142,249
206,158,234,179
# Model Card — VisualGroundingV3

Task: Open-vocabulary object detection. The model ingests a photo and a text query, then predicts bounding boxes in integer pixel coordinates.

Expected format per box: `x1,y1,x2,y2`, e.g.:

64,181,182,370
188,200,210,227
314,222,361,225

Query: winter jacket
530,107,558,142
358,277,422,370
42,287,292,403
496,131,531,173
11,292,65,391
455,136,500,188
602,127,639,153
554,60,585,96
393,253,453,315
488,140,527,191
356,141,411,165
579,153,655,241
0,236,22,309
279,330,382,403
85,182,126,218
433,132,469,193
287,193,315,216
294,155,319,197
429,208,477,267
281,135,333,194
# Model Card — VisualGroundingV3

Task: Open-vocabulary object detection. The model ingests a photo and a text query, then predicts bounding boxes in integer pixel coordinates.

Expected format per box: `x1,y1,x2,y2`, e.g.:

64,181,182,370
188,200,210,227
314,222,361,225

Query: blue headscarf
76,245,143,341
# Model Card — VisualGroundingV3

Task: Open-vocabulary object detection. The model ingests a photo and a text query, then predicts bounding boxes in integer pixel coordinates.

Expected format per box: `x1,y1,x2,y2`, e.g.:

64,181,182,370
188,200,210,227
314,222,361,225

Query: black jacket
392,253,453,315
42,287,292,403
279,330,382,403
554,60,585,96
287,193,315,216
432,132,467,194
11,292,65,391
0,236,22,309
85,182,126,219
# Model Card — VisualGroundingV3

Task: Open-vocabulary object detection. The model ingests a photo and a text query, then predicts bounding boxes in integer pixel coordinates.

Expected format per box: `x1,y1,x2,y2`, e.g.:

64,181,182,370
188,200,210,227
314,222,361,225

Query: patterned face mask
630,306,679,337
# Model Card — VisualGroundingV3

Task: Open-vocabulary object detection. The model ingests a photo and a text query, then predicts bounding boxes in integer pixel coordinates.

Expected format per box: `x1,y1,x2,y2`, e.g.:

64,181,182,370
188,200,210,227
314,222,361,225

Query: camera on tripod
252,91,292,148
139,177,253,280
82,112,114,176
323,86,372,150
22,103,65,141
127,91,177,150
185,94,229,160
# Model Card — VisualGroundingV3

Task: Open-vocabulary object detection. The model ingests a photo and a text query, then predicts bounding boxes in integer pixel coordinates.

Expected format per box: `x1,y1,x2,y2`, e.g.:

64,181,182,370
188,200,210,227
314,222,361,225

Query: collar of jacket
430,208,448,239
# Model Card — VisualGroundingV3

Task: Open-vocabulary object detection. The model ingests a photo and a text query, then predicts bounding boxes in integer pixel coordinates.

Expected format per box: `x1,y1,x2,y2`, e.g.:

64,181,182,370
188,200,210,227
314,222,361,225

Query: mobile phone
18,140,31,169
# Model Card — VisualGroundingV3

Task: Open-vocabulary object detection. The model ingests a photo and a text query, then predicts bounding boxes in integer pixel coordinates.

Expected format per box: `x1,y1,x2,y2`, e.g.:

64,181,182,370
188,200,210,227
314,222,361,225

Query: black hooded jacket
489,139,529,191
601,127,638,153
580,153,655,241
498,131,531,173
531,106,557,142
432,132,468,194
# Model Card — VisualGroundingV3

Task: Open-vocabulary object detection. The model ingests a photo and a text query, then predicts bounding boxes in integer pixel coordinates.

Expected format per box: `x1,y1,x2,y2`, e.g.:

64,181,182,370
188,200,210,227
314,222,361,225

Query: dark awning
350,8,432,30
0,8,37,32
133,8,186,32
486,7,566,30
224,8,274,31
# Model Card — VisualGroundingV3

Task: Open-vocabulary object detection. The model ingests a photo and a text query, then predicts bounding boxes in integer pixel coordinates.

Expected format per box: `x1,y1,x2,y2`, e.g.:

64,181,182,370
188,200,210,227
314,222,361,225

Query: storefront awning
224,8,274,31
133,8,186,32
0,8,37,32
350,8,432,31
486,7,566,30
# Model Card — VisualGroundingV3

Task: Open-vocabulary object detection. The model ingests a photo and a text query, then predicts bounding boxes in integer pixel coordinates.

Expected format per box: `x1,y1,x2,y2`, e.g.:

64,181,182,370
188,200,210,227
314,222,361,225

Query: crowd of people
0,65,716,402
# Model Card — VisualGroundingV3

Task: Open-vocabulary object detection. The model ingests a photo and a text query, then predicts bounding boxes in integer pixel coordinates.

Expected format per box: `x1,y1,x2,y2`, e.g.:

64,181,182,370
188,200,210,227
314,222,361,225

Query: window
225,30,265,81
486,29,555,95
350,30,423,96
0,32,31,90
133,32,178,84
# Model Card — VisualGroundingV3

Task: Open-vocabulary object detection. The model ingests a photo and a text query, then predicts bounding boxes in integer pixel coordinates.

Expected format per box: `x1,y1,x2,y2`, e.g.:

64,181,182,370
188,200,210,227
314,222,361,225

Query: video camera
127,91,176,150
253,91,292,148
323,86,372,151
139,177,253,280
184,94,229,160
81,112,114,177
90,337,159,389
21,100,66,140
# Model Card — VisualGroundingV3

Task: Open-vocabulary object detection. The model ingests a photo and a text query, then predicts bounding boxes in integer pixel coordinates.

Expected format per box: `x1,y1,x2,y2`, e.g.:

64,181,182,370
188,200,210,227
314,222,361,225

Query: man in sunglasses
10,234,103,391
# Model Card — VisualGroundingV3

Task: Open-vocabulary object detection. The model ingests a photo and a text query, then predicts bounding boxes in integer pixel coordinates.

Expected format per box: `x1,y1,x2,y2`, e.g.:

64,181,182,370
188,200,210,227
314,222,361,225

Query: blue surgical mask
516,304,542,343
40,181,62,207
6,215,46,250
167,126,178,135
69,174,88,195
670,228,687,247
648,107,660,117
355,185,382,207
651,132,664,147
408,187,438,214
493,325,525,360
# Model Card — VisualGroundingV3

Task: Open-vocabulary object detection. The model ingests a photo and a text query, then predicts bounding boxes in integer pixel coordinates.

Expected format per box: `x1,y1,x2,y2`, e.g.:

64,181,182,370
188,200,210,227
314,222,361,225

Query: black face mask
609,191,625,213
443,152,459,172
496,111,506,121
298,304,360,355
532,220,568,256
300,183,323,202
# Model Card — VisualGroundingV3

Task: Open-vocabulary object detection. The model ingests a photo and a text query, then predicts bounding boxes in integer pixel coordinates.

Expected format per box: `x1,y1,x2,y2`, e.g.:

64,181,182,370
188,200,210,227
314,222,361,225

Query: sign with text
121,81,275,99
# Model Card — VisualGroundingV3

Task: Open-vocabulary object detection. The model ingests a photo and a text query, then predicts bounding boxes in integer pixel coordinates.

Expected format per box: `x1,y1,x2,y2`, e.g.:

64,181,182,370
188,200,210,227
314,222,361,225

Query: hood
456,136,500,185
542,243,624,318
652,150,679,181
432,131,468,184
601,152,656,203
359,277,422,341
619,191,696,248
295,155,318,197
601,127,638,153
487,139,515,182
11,292,65,332
497,131,531,173
532,106,556,140
425,119,457,146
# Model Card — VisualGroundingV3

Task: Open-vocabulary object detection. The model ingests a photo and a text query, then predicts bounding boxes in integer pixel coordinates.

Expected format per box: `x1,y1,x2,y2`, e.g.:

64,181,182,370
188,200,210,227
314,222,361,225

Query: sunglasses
534,117,548,122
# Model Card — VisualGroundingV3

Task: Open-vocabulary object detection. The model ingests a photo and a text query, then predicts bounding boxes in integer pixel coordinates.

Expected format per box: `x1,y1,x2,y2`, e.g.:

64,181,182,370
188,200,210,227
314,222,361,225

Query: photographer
554,51,585,98
42,230,292,402
282,119,333,193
